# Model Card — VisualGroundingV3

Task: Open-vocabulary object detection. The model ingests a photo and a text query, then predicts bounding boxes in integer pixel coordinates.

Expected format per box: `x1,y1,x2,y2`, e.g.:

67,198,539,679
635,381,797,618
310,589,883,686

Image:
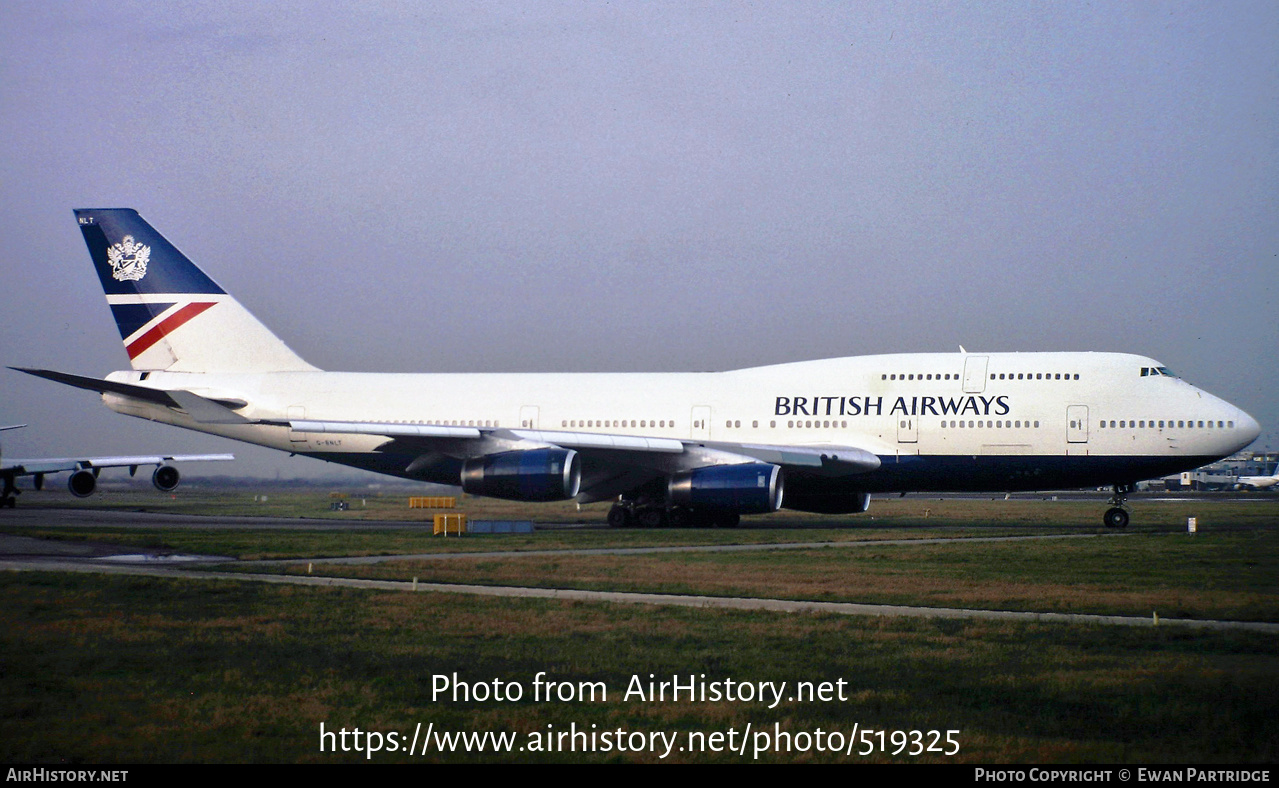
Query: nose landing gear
1104,484,1132,528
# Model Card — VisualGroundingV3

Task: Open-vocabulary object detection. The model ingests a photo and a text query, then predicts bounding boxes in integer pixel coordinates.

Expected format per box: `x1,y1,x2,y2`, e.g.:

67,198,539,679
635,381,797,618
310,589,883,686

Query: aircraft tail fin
0,425,23,471
74,209,317,373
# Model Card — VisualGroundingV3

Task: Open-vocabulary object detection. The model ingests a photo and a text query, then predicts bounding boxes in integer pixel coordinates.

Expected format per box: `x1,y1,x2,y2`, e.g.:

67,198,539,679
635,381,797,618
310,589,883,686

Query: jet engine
668,463,784,514
461,448,581,502
152,465,180,492
67,469,97,497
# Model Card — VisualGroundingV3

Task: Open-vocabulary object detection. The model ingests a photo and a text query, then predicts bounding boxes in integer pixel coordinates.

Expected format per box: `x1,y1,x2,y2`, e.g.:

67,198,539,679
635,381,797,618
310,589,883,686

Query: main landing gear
1103,484,1132,529
608,500,740,529
1,477,18,509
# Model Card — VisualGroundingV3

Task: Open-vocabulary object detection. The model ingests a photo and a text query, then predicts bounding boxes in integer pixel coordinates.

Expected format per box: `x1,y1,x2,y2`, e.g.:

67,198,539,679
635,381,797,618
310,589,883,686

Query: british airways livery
14,209,1261,528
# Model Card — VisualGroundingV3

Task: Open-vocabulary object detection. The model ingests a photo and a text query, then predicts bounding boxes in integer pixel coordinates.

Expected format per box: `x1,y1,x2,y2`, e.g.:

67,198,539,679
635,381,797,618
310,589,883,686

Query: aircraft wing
4,454,234,475
288,419,879,470
284,419,881,502
2,446,232,502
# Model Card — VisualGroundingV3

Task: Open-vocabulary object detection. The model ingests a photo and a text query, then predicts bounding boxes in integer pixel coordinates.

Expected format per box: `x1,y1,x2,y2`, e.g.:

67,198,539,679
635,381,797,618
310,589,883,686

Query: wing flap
727,443,881,475
510,429,684,453
289,420,482,439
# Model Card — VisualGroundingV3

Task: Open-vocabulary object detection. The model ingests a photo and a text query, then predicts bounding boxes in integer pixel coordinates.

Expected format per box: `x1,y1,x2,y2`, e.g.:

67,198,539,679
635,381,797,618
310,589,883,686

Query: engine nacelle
152,465,180,492
67,469,97,498
461,448,581,502
668,463,784,514
780,489,871,514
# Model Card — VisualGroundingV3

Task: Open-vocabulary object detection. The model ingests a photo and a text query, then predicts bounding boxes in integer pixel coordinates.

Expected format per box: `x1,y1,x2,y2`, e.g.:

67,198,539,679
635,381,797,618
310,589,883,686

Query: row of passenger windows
394,419,500,427
402,415,1235,433
884,373,959,381
721,420,858,429
1099,419,1234,429
562,419,673,429
724,420,844,429
880,372,1081,381
992,373,1078,380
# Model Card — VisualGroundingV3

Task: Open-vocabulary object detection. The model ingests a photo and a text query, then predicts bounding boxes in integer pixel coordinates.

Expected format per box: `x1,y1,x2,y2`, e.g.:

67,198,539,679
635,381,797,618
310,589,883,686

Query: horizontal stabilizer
12,367,176,406
10,367,249,424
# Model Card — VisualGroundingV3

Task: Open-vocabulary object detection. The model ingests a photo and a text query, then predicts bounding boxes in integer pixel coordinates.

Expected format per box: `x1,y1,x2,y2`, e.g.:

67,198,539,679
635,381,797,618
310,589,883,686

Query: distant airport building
1155,450,1278,490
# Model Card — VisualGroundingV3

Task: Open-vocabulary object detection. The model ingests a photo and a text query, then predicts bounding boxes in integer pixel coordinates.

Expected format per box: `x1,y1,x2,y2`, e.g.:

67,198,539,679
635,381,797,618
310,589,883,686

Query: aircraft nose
1238,409,1261,445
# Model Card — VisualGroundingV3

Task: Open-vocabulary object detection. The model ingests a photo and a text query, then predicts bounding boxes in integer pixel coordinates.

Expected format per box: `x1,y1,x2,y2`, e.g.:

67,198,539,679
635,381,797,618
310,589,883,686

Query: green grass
3,493,1277,763
9,493,1277,562
273,529,1279,621
1,572,1276,764
18,484,1279,528
7,523,1050,561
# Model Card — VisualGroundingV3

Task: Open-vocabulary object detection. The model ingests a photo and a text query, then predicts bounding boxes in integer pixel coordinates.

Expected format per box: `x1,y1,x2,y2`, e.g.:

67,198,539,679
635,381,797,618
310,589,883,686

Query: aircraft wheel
1103,507,1129,529
637,508,666,528
607,505,631,528
714,512,741,529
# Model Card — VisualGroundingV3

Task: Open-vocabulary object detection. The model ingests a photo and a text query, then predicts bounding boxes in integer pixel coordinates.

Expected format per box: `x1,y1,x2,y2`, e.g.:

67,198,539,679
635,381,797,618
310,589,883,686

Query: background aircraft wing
5,454,234,475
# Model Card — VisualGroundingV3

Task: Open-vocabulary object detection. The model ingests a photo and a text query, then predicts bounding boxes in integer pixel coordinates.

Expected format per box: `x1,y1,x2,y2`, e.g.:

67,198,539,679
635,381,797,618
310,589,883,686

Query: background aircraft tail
74,209,317,373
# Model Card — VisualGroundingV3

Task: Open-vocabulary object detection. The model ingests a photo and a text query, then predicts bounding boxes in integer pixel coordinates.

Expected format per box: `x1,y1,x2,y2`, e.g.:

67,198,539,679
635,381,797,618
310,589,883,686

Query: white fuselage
101,351,1260,499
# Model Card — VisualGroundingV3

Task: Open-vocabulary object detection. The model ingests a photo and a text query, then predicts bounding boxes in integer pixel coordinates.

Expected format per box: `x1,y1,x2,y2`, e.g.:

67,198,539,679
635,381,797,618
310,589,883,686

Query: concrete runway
0,505,437,531
0,505,1123,566
2,506,1276,634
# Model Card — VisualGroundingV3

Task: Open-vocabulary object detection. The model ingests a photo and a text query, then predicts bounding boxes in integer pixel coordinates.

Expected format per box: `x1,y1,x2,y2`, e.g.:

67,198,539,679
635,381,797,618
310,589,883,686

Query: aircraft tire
1103,507,1129,529
607,505,631,528
714,512,741,529
669,508,702,528
637,508,666,528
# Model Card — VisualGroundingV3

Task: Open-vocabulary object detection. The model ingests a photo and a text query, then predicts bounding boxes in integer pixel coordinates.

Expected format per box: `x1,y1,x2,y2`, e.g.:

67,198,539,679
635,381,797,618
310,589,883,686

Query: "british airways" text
775,395,1010,417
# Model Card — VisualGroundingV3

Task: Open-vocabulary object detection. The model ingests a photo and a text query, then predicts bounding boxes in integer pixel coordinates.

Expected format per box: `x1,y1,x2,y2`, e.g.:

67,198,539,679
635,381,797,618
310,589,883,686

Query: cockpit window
1140,366,1177,378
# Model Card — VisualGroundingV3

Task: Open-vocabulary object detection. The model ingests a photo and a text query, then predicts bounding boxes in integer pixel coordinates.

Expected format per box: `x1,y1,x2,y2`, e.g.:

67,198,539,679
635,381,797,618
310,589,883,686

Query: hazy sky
1,1,1276,479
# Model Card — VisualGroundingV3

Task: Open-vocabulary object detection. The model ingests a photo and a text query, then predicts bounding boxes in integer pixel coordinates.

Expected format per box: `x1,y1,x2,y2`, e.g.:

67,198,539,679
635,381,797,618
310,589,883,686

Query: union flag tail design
74,209,317,373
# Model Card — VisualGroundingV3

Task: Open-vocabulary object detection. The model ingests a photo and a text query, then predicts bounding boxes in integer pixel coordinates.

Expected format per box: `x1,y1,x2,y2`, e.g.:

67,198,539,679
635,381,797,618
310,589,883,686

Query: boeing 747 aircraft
0,424,232,508
12,209,1261,528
